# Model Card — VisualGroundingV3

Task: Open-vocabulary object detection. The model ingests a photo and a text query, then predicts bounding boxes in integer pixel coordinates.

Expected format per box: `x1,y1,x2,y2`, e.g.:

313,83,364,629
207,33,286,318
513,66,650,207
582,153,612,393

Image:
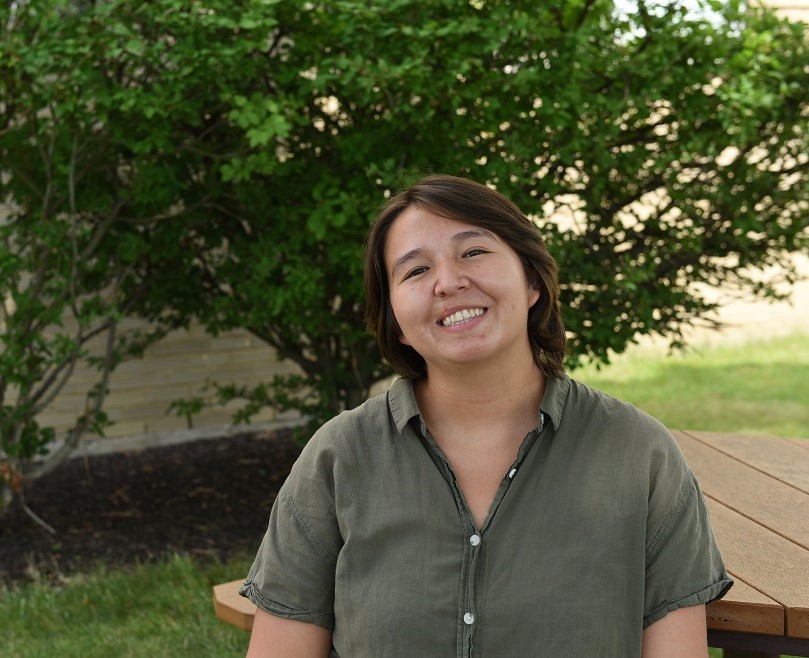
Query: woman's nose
433,261,469,297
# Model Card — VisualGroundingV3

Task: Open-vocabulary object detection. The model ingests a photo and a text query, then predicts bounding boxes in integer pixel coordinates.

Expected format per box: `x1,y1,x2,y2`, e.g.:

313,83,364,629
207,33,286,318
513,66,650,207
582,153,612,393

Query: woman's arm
641,605,708,658
246,608,333,658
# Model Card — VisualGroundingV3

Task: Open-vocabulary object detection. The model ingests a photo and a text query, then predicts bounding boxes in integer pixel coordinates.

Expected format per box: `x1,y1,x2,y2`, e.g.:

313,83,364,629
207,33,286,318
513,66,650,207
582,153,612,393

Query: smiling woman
383,208,539,377
364,175,566,383
239,175,733,658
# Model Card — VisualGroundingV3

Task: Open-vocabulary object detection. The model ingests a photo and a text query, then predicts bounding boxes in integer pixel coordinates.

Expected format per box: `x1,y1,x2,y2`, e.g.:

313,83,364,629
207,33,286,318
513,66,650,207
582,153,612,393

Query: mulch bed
0,429,302,586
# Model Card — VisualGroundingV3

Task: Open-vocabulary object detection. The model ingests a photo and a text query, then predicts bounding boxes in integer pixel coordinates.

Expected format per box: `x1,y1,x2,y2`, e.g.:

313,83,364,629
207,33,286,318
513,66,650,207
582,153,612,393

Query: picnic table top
672,429,809,648
213,429,809,652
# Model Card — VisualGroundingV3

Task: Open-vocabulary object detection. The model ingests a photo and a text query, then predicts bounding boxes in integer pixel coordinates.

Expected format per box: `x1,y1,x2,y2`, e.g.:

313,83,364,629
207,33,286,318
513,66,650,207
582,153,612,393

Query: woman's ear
528,284,540,308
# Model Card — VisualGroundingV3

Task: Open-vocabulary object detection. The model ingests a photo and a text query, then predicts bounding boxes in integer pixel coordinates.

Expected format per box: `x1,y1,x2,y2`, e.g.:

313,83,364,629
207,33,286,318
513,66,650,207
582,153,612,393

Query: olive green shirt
241,373,732,657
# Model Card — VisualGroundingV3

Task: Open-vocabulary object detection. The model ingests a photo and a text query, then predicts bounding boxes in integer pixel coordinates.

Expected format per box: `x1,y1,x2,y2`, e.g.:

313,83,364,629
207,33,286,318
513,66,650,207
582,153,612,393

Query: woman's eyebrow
391,248,423,277
451,228,498,244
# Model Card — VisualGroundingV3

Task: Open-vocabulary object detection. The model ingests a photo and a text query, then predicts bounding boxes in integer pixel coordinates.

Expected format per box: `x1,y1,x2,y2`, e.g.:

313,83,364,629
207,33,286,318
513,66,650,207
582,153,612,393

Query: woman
241,175,732,657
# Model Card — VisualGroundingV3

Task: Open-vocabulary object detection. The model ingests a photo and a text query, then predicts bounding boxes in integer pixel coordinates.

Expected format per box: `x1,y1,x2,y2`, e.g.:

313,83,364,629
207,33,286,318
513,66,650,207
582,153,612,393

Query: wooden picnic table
674,430,809,657
213,429,809,657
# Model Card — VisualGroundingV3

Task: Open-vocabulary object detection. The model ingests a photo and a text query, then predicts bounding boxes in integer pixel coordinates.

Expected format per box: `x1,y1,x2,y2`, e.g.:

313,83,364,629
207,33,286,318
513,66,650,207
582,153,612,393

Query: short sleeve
642,435,733,627
239,432,343,630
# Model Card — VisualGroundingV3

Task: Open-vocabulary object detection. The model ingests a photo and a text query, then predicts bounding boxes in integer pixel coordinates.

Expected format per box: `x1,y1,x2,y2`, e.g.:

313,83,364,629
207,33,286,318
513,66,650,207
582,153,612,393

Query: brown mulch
0,429,302,586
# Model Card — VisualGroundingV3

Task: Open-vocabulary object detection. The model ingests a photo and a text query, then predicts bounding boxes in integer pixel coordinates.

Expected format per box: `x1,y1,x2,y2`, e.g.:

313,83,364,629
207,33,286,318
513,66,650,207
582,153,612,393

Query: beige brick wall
36,319,300,440
763,0,809,21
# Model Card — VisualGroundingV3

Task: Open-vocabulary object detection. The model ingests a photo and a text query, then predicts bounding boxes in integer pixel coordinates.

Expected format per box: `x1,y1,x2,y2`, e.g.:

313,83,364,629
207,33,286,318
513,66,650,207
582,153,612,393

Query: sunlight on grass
574,333,809,438
0,554,253,658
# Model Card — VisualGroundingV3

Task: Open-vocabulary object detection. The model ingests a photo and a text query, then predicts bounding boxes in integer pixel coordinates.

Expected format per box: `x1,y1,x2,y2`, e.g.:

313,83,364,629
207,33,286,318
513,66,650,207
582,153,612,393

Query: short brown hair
364,174,566,380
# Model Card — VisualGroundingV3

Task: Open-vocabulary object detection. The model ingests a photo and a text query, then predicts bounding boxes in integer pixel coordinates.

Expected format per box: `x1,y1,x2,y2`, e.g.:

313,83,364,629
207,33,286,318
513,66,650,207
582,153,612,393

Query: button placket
418,424,484,655
461,515,484,656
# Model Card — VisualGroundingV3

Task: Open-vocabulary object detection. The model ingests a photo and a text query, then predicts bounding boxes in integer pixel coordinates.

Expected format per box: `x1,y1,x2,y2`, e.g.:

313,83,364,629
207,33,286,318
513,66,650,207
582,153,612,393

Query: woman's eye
464,248,488,258
404,266,428,280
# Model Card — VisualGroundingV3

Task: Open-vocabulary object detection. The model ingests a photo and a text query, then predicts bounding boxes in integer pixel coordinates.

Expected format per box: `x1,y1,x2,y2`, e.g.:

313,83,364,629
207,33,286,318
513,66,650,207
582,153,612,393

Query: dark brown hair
364,174,566,380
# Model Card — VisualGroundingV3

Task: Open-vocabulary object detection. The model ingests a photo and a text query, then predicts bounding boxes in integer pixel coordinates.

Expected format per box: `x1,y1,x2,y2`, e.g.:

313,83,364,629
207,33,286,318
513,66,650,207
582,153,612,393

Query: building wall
37,320,299,440
763,0,809,21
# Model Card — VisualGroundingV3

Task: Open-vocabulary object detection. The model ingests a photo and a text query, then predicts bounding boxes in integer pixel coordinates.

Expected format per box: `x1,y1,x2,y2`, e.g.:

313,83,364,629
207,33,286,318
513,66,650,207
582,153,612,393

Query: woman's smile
439,307,487,327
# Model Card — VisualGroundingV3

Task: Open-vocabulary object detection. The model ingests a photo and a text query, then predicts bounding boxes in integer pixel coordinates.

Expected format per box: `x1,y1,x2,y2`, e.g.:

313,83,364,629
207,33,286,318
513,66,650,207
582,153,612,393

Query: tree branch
24,319,118,485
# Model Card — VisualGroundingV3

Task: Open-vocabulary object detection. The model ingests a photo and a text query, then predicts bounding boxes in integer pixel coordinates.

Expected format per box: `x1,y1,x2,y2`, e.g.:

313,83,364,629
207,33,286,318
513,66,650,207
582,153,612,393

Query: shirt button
464,612,475,625
469,534,481,547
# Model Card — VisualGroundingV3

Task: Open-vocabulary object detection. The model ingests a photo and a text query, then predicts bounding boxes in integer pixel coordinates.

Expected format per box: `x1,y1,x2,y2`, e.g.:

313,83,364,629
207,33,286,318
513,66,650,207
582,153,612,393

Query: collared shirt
241,373,732,657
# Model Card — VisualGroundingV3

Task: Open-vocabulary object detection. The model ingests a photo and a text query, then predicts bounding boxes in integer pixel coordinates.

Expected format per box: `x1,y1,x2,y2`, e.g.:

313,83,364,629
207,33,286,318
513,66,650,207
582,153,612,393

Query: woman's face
384,206,539,374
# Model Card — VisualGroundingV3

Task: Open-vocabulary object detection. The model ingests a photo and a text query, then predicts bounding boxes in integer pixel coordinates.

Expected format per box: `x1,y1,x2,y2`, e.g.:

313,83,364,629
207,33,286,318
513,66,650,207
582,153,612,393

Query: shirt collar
539,372,571,431
387,372,572,435
388,377,422,433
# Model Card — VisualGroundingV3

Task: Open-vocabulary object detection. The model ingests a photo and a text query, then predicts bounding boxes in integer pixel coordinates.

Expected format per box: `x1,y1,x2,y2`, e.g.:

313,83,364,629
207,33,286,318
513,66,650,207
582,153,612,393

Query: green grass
574,332,809,439
2,334,806,657
0,554,253,658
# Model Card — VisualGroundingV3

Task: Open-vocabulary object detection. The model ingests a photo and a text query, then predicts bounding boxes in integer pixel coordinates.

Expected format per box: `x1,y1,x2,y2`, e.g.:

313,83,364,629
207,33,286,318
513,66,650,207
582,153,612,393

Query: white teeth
441,308,484,326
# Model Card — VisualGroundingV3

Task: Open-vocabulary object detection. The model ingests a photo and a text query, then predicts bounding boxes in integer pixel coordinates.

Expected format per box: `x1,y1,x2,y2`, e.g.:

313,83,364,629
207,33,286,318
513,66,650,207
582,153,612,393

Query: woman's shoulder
319,388,395,438
562,377,694,497
297,384,403,463
563,376,677,452
284,383,415,498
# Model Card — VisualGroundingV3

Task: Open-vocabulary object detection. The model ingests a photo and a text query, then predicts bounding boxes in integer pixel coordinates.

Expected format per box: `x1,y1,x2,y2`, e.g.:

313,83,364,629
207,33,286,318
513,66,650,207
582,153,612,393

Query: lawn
0,554,254,658
1,333,806,657
575,332,809,439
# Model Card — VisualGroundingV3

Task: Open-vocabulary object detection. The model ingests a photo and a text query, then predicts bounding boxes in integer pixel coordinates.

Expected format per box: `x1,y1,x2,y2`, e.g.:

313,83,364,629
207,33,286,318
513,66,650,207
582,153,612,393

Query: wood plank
688,431,809,493
706,498,809,638
213,580,254,632
672,431,809,550
707,576,784,635
786,436,809,451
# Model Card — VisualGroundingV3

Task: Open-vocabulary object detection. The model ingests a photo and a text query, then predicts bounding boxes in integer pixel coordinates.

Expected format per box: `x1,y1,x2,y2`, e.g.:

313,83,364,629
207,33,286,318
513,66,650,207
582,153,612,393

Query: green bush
1,0,806,475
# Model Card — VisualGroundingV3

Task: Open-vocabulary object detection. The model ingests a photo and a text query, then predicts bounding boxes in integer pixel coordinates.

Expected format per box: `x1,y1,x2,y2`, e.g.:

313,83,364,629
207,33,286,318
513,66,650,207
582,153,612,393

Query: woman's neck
415,358,546,437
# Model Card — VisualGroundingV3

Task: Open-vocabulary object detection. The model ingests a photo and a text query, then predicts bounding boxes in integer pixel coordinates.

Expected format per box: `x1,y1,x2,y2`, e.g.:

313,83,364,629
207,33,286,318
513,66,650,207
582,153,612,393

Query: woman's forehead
384,207,502,267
